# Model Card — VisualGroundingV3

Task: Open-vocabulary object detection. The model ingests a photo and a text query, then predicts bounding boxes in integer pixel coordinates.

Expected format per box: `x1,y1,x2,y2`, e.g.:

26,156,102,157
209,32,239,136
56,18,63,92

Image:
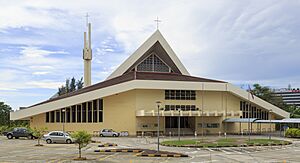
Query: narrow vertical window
77,105,81,122
61,109,65,123
71,106,76,123
46,112,49,123
93,100,98,123
66,107,70,123
82,103,86,122
56,110,61,123
50,111,55,123
99,99,103,122
88,102,92,123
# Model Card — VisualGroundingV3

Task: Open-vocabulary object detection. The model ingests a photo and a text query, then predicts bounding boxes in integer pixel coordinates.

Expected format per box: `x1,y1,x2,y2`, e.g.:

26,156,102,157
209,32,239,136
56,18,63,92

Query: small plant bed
136,149,188,157
161,138,291,148
98,143,117,147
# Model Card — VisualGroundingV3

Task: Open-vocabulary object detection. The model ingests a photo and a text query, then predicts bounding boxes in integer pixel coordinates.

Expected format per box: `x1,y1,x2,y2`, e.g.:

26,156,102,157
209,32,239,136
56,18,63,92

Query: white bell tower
83,15,92,87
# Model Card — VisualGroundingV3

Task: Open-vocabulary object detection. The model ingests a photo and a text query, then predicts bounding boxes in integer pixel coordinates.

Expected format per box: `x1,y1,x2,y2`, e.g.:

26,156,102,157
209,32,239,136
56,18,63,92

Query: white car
43,131,74,144
99,129,120,137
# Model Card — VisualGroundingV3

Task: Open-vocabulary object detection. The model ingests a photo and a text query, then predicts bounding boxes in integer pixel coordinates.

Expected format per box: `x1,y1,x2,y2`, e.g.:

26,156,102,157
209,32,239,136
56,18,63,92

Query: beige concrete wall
30,89,278,136
30,90,137,135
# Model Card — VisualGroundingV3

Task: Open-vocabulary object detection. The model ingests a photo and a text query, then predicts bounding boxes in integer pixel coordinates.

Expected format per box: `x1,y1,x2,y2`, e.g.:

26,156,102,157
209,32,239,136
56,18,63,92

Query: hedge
285,128,300,138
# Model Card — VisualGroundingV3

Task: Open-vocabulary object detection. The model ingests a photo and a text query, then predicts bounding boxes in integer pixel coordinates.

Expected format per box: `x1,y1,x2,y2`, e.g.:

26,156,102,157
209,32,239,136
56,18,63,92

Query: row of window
165,90,196,100
165,105,197,111
46,99,103,123
198,123,220,128
240,101,269,120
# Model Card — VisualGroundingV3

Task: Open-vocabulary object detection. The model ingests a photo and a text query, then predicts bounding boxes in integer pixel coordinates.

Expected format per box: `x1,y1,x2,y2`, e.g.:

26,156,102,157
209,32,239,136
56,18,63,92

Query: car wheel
113,134,117,137
7,134,13,139
66,139,72,144
100,134,103,137
27,135,33,139
46,139,52,144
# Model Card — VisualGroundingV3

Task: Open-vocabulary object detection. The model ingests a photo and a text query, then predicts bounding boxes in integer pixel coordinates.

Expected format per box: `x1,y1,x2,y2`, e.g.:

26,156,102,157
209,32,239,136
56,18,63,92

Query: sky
0,0,300,110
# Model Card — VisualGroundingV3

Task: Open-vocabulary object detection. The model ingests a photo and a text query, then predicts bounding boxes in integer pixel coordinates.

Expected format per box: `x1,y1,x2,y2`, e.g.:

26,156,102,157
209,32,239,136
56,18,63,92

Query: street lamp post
269,109,272,140
178,108,181,141
156,101,161,153
62,109,66,132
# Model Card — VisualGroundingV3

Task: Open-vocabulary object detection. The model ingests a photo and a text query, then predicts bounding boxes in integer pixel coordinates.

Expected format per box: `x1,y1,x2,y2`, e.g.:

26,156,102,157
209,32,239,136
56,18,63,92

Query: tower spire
83,14,92,87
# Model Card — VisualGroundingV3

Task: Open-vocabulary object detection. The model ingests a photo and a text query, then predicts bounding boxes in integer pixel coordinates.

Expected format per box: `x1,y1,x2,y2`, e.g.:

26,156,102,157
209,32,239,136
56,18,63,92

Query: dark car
4,127,36,139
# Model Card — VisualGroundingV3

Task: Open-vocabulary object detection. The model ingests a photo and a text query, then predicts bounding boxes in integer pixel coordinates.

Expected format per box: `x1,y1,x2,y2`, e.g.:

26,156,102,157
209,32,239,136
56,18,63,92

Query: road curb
94,149,143,153
136,152,188,157
98,143,117,147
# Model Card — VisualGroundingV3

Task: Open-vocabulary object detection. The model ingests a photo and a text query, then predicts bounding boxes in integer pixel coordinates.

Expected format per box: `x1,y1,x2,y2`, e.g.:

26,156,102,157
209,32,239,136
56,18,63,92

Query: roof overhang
10,81,290,120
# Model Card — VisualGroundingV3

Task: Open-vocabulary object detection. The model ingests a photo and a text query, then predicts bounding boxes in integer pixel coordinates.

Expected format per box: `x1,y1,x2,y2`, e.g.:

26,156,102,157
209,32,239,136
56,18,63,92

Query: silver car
100,129,119,137
43,131,74,144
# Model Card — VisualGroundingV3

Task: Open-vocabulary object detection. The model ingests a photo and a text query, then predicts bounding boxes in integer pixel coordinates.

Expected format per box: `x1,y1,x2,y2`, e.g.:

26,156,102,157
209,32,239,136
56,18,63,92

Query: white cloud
32,71,50,75
26,80,64,89
20,46,68,58
1,0,300,109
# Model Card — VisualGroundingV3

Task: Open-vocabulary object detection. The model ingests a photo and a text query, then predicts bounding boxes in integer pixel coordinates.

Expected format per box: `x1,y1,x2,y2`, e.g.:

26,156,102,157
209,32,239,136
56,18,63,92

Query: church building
10,25,289,136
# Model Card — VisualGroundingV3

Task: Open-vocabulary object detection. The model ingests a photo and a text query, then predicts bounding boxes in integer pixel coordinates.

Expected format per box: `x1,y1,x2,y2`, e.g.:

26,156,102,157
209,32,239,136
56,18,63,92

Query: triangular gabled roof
106,30,190,80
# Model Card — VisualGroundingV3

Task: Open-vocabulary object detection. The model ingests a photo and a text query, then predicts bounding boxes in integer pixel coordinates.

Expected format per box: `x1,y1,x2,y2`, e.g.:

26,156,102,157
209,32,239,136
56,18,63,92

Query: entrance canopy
224,118,300,124
223,118,257,123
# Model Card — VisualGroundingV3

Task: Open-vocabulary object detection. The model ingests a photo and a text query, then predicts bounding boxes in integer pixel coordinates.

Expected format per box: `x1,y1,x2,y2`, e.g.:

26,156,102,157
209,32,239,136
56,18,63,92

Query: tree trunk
38,139,40,145
79,145,81,158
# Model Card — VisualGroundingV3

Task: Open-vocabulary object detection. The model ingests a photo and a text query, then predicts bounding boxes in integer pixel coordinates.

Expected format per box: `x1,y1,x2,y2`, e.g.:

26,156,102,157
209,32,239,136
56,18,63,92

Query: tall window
61,109,65,123
66,107,70,123
82,103,86,122
136,53,170,72
93,100,98,123
99,99,103,122
46,112,49,123
50,111,55,123
88,102,92,123
56,111,60,123
71,106,76,123
77,105,81,122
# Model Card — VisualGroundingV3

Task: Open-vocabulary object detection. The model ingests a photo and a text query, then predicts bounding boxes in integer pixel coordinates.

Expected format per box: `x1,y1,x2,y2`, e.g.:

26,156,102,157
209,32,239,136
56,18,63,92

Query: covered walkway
223,118,300,135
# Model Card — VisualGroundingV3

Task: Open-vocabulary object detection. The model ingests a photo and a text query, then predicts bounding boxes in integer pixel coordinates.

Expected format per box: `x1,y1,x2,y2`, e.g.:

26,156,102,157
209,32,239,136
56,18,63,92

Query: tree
76,77,84,90
71,131,92,160
251,84,285,108
31,127,48,146
251,84,299,117
57,77,84,96
70,77,76,92
0,102,12,126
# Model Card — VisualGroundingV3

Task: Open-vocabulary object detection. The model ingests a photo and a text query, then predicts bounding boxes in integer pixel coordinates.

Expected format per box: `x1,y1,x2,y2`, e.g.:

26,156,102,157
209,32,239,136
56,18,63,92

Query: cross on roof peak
154,17,162,30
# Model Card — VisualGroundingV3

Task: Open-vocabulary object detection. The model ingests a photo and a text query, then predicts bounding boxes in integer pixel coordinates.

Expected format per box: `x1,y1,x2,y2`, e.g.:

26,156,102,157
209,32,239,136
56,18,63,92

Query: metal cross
85,13,90,26
154,17,162,30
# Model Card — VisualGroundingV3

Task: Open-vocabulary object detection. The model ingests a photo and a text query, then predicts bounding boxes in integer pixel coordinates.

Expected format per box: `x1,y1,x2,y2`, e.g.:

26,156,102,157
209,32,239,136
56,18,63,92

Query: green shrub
71,131,92,159
285,128,300,138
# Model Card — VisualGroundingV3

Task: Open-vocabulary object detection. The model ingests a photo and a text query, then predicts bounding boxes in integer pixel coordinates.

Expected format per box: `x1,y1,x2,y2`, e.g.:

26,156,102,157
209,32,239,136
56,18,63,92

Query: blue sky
1,0,300,110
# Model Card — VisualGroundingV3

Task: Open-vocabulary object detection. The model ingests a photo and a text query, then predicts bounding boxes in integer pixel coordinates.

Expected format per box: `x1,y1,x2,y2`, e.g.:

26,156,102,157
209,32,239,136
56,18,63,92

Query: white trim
11,80,289,120
106,30,189,80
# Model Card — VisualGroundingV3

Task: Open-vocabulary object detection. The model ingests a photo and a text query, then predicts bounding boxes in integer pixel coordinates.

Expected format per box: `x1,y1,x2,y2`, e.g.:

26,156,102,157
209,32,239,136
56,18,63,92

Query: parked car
4,127,36,139
43,131,74,144
99,129,120,137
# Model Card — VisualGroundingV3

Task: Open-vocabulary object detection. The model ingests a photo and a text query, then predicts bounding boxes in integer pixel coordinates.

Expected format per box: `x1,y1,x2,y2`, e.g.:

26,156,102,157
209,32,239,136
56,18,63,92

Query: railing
136,110,242,117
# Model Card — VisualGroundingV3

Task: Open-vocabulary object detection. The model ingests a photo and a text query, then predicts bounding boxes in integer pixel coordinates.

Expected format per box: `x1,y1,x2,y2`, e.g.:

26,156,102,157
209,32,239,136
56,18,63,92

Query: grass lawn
161,138,290,148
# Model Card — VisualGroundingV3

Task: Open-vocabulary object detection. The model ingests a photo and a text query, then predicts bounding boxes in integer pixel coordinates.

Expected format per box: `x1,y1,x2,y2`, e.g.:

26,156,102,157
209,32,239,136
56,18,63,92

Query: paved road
0,135,299,162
